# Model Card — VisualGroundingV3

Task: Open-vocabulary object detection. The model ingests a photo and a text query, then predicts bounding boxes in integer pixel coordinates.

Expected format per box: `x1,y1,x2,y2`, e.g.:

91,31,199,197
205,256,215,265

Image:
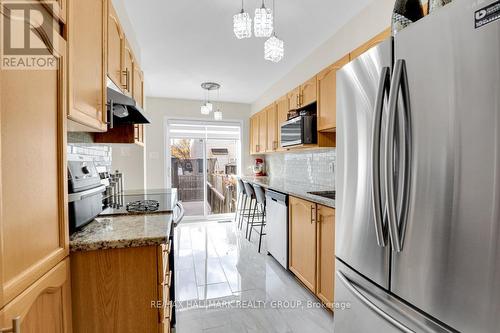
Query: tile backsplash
67,132,112,170
265,149,336,189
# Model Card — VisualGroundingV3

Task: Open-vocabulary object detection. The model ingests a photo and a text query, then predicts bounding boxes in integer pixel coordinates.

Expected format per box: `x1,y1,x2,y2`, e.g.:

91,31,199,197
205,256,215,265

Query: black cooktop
100,189,177,216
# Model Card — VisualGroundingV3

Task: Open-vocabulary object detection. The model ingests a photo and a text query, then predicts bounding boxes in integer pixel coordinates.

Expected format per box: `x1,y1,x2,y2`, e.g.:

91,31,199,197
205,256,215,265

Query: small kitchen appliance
252,158,265,176
67,161,106,232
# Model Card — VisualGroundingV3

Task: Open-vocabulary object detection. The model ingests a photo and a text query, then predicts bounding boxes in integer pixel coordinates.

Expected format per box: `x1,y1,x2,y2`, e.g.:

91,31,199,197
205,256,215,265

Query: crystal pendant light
214,109,223,120
265,34,284,62
233,0,252,39
254,0,273,37
264,0,284,62
200,82,221,117
200,104,210,115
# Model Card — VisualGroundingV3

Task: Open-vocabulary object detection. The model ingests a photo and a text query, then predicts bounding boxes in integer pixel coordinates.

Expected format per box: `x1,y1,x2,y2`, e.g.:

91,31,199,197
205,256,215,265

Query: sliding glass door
168,120,241,218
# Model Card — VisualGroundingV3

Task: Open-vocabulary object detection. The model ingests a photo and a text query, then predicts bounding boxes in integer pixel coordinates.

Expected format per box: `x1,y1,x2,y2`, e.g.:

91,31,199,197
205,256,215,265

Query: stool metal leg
246,199,257,239
258,206,266,253
238,195,247,229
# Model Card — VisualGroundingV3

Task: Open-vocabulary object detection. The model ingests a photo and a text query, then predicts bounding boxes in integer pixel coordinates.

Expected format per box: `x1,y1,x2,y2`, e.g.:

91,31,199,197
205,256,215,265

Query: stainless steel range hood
107,79,150,127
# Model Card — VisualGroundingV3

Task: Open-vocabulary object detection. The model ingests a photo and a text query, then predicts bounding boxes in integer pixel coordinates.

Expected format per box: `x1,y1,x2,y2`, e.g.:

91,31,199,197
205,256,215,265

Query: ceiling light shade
233,10,252,39
264,35,284,62
205,102,213,112
214,109,223,120
254,2,273,37
201,104,210,115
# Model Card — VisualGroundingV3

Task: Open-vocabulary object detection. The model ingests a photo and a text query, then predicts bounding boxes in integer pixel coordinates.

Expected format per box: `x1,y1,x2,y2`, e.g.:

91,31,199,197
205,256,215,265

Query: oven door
280,116,303,147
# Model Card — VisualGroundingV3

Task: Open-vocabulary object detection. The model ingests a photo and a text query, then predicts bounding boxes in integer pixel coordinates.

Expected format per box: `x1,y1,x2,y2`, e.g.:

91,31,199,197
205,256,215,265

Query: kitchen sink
307,191,335,200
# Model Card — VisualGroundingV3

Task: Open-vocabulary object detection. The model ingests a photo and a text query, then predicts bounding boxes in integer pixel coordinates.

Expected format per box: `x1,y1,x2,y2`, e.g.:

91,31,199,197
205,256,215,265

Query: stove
100,189,178,216
126,200,160,212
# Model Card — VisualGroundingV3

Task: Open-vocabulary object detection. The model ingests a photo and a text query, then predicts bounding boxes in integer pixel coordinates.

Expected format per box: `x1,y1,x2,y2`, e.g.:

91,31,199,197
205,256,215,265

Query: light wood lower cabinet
0,259,71,333
71,244,172,333
289,197,335,309
289,197,318,292
316,205,335,309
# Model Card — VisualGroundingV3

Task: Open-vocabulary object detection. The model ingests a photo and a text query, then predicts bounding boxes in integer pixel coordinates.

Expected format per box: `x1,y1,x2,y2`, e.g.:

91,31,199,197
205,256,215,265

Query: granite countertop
240,176,335,208
70,213,173,252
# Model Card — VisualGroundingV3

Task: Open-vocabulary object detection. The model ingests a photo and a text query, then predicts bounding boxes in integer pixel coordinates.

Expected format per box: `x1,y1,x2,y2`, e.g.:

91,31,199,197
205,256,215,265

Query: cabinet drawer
158,270,172,322
158,241,171,283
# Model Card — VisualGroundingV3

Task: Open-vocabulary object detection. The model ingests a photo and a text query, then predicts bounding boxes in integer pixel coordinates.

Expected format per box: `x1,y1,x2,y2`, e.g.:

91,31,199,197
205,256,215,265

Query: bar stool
248,184,266,253
234,178,246,224
238,181,256,230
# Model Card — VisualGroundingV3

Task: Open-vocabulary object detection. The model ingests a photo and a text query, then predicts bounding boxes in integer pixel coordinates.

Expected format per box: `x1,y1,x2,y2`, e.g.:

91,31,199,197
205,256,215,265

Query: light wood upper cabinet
258,110,268,153
123,39,135,96
0,259,71,333
250,114,259,154
133,64,144,108
287,87,301,111
107,1,124,90
350,28,391,61
0,16,69,307
276,94,288,150
316,205,335,309
289,197,317,292
68,0,108,132
266,104,278,152
317,55,350,131
300,75,317,107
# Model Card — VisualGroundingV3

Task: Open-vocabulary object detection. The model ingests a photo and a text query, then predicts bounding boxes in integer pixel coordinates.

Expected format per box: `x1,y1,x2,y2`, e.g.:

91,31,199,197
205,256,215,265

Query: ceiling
122,0,373,104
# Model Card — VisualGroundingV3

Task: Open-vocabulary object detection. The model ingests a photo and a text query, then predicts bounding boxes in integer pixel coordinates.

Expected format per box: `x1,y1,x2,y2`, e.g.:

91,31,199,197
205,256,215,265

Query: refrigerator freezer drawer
333,260,453,333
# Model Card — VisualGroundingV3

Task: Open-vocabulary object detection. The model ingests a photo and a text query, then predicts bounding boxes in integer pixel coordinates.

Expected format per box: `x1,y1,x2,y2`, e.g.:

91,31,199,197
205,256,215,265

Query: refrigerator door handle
336,271,415,333
386,59,413,253
371,66,391,248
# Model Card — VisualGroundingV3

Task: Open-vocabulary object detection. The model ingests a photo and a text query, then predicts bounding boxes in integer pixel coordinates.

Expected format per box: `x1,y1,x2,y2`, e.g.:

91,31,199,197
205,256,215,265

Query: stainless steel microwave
280,115,317,147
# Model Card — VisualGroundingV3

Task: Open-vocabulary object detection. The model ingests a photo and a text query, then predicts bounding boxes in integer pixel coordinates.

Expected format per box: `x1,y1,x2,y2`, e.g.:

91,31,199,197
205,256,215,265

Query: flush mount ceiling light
200,82,223,120
254,0,273,38
233,0,252,39
264,0,284,62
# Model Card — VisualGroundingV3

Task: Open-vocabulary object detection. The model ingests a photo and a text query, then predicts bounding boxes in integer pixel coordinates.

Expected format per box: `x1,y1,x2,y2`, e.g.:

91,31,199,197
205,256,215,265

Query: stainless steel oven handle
68,185,106,203
371,66,390,248
173,201,185,227
336,271,414,333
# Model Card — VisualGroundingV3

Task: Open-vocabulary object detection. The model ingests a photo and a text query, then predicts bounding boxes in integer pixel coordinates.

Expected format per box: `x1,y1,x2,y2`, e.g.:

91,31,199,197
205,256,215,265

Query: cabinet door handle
122,69,130,91
310,205,316,224
0,318,20,333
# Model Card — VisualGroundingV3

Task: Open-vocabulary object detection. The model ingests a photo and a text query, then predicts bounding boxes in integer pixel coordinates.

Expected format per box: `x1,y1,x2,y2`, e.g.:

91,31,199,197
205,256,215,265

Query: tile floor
174,219,334,333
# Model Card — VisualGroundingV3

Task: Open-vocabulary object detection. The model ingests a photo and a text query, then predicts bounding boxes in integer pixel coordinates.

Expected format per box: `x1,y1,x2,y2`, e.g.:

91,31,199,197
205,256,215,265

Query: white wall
144,97,252,189
251,0,396,113
110,144,146,191
112,0,142,64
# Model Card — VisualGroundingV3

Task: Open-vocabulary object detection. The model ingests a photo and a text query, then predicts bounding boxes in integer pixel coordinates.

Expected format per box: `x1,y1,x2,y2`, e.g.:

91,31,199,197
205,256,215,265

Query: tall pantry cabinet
0,2,71,331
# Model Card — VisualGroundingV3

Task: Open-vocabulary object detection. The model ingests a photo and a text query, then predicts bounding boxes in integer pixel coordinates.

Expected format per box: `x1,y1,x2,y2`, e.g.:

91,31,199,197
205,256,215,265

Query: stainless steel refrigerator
335,0,500,332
